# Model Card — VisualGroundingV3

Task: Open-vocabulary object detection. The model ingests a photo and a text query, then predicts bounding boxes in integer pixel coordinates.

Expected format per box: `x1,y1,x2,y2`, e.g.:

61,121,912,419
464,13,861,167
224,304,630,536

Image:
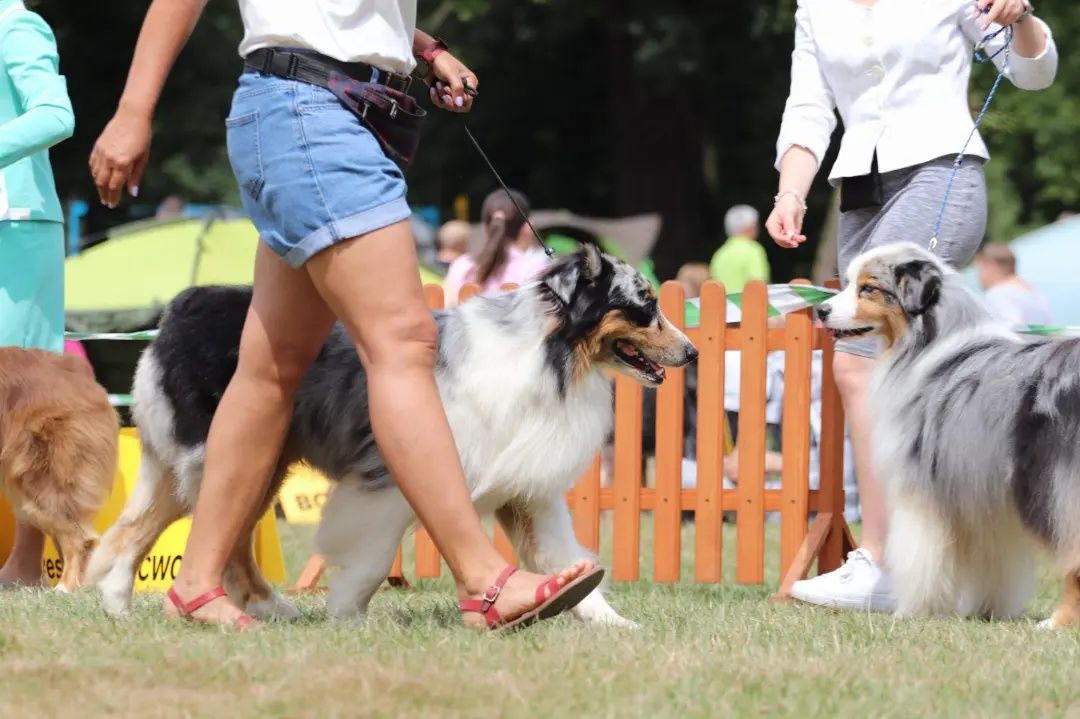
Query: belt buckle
388,73,412,93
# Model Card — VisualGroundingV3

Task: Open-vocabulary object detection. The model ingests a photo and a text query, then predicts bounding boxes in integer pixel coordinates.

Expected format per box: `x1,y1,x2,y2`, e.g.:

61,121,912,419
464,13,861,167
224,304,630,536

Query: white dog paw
1035,617,1057,632
245,592,301,620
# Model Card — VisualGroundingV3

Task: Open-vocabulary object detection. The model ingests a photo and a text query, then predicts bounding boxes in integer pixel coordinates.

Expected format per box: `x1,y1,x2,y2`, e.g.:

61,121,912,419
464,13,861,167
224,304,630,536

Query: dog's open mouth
830,327,873,340
613,340,666,384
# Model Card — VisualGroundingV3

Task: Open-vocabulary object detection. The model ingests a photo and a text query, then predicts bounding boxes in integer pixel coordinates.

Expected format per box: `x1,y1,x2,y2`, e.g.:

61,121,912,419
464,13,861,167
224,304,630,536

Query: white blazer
775,0,1058,184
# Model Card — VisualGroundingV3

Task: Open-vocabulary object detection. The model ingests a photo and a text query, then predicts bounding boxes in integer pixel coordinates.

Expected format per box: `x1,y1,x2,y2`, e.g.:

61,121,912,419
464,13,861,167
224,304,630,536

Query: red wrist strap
418,37,449,64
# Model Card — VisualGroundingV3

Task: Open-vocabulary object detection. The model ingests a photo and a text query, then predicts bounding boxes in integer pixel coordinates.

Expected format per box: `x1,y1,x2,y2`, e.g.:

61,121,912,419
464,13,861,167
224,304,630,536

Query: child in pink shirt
443,189,549,306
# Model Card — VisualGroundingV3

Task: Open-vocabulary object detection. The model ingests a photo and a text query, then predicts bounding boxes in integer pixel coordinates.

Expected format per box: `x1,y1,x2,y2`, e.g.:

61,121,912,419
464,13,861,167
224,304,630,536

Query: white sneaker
790,548,897,612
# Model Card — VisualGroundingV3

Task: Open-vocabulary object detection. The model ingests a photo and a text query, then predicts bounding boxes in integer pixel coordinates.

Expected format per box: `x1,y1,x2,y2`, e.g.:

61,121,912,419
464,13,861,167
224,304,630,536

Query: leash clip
388,99,399,120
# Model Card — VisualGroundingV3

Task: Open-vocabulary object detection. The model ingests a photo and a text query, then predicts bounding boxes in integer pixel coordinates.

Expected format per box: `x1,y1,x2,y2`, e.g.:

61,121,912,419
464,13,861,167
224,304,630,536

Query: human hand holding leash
427,52,478,112
974,0,1032,31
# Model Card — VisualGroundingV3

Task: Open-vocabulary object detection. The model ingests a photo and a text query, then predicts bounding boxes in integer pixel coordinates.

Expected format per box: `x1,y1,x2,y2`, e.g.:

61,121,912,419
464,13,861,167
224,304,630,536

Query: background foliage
38,0,1080,281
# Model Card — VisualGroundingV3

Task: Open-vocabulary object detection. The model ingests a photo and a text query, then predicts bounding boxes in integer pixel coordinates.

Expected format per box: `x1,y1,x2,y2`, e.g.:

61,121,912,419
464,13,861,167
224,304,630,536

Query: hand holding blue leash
929,4,1015,251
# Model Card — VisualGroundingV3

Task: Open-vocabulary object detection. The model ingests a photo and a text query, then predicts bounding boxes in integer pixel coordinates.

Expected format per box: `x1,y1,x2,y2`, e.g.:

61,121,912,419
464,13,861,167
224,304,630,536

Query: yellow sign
0,428,286,591
278,465,333,525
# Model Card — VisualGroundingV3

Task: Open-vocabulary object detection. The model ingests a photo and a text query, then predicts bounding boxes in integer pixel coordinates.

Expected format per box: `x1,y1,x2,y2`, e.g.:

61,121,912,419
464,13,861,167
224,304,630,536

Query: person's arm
766,0,836,250
964,0,1057,90
89,0,208,207
412,28,478,113
0,13,74,169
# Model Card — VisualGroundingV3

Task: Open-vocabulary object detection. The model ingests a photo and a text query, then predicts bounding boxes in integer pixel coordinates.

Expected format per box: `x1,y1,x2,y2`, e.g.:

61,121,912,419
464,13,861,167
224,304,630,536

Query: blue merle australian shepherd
818,242,1080,630
87,245,697,626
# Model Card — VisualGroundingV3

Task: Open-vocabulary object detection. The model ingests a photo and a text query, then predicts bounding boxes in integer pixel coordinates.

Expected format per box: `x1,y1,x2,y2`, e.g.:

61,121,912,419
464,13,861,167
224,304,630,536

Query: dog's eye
621,303,655,327
859,284,877,296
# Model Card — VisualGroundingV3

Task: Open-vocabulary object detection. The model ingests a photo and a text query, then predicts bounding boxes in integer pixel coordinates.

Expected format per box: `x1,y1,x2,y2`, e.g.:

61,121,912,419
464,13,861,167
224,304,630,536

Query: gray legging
836,154,987,357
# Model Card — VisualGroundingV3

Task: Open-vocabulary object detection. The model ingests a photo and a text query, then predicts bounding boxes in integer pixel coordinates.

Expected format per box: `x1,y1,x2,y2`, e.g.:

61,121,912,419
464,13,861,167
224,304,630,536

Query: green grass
1,521,1079,718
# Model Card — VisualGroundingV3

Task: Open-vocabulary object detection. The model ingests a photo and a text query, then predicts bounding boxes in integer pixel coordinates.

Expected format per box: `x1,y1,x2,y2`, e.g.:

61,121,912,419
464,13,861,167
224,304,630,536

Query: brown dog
0,347,117,590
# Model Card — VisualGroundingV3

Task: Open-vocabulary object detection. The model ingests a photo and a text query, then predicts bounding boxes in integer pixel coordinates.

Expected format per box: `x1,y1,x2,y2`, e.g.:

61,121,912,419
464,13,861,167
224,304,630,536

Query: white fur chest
438,343,613,512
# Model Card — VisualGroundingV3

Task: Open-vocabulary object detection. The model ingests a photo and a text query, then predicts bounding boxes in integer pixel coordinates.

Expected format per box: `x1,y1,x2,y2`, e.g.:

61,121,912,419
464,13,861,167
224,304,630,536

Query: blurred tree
36,1,1080,279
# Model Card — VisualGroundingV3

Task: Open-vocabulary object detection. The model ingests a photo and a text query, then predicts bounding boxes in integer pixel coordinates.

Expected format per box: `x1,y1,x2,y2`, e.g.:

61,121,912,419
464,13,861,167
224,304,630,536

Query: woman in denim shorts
90,0,595,629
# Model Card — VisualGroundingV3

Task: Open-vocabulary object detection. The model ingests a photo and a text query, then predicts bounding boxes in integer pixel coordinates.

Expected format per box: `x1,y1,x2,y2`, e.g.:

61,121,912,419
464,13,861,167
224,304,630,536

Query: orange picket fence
293,278,854,594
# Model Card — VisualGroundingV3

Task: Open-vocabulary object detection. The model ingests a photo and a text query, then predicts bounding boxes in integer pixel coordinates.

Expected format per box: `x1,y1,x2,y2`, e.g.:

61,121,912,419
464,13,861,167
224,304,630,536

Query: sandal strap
535,575,564,605
459,566,517,628
167,586,229,616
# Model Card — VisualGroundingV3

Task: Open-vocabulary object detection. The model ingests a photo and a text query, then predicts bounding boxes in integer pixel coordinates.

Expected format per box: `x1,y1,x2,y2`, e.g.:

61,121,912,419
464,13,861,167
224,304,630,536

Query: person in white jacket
766,0,1057,612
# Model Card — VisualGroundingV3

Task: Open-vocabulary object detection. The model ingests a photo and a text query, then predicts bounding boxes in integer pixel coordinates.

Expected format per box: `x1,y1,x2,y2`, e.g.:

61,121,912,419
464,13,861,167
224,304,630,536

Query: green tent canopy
66,215,443,333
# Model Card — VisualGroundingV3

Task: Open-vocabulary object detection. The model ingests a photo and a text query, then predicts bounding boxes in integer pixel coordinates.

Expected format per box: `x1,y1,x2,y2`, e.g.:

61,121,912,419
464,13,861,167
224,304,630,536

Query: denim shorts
225,72,411,268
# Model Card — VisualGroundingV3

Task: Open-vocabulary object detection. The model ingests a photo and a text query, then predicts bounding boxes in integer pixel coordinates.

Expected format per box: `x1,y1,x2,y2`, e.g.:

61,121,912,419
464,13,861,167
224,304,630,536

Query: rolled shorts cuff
282,196,412,268
834,335,879,359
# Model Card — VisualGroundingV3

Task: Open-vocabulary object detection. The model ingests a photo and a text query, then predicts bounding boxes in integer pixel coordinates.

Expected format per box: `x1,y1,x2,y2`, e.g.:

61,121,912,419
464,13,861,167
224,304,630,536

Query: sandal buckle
481,584,502,607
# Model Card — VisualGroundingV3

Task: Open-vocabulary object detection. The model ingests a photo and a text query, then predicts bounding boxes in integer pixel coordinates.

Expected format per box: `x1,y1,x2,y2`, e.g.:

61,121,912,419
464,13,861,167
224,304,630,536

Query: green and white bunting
683,284,837,328
65,329,159,342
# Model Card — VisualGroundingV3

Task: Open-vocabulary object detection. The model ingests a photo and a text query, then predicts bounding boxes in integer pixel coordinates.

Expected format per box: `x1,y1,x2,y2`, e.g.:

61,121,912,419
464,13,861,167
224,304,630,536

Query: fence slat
694,281,726,582
494,525,516,563
818,328,847,573
654,281,686,582
612,375,643,581
571,454,602,552
735,280,768,584
779,281,814,579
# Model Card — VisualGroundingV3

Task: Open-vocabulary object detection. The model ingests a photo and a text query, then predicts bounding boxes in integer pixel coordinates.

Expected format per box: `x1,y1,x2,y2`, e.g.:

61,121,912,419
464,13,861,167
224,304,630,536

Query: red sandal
459,565,605,632
166,586,257,631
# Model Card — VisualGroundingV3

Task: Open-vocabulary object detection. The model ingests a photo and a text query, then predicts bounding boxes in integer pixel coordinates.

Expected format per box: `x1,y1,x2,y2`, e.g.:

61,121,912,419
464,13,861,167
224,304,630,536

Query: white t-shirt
983,282,1054,326
237,0,417,74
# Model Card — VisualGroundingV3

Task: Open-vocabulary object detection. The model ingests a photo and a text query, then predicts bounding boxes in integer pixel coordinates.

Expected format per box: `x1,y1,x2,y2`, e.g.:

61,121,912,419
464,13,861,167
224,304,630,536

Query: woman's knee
361,308,439,370
235,335,323,396
832,351,873,400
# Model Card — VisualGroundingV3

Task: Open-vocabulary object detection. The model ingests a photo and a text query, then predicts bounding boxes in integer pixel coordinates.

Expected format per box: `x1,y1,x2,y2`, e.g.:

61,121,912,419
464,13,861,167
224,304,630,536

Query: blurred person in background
676,261,709,298
766,0,1056,612
443,189,548,306
435,218,470,271
709,204,770,292
0,0,75,586
975,241,1053,325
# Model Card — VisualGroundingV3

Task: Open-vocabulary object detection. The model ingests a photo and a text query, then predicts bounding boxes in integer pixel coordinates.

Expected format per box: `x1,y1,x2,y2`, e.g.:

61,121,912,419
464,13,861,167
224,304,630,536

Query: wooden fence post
735,280,768,584
779,281,814,579
653,281,686,582
612,375,643,581
694,281,726,583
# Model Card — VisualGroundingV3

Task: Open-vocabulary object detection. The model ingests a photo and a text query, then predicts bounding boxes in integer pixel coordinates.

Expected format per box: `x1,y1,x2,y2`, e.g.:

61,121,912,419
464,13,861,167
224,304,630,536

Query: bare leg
165,244,336,624
0,520,44,586
305,222,591,621
833,352,888,560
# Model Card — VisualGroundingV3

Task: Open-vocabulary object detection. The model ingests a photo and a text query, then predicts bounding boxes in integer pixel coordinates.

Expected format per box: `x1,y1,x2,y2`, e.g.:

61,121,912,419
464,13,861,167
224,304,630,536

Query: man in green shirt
709,204,770,292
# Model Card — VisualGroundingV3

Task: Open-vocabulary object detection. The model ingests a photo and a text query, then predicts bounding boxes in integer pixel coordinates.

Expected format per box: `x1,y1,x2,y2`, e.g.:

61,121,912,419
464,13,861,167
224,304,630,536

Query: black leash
459,81,554,258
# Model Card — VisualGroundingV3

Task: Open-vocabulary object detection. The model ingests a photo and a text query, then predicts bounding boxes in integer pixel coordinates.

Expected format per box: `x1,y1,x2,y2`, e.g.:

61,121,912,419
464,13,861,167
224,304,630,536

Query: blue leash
929,19,1013,251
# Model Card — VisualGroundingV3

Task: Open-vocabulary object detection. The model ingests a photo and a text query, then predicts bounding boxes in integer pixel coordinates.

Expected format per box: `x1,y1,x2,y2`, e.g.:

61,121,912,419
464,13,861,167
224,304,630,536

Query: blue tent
963,216,1080,325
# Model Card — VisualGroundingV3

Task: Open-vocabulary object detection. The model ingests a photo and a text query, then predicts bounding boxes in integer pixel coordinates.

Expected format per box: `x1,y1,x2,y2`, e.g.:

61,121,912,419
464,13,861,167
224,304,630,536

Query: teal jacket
0,0,73,223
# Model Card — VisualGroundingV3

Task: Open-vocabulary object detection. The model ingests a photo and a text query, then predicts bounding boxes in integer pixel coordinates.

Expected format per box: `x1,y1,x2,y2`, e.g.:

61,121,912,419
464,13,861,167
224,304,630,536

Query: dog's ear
894,260,942,317
581,242,603,281
543,244,605,306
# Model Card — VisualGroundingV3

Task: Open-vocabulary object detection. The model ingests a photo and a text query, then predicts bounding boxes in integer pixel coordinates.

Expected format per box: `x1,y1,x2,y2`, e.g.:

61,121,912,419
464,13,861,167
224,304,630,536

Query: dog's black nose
685,346,699,364
816,305,831,321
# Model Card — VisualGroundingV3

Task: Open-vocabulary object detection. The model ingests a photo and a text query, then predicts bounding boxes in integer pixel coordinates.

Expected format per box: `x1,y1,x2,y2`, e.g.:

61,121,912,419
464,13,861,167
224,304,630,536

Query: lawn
0,520,1078,718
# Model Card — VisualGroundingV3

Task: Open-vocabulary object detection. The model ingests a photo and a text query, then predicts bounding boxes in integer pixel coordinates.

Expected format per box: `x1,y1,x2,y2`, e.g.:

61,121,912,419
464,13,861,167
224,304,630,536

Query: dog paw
245,592,301,621
1035,617,1058,632
603,615,640,630
99,591,133,618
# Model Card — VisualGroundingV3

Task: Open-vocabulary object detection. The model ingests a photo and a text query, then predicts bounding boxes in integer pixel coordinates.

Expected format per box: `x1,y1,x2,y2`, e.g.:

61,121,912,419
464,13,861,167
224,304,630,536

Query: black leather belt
243,47,413,92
